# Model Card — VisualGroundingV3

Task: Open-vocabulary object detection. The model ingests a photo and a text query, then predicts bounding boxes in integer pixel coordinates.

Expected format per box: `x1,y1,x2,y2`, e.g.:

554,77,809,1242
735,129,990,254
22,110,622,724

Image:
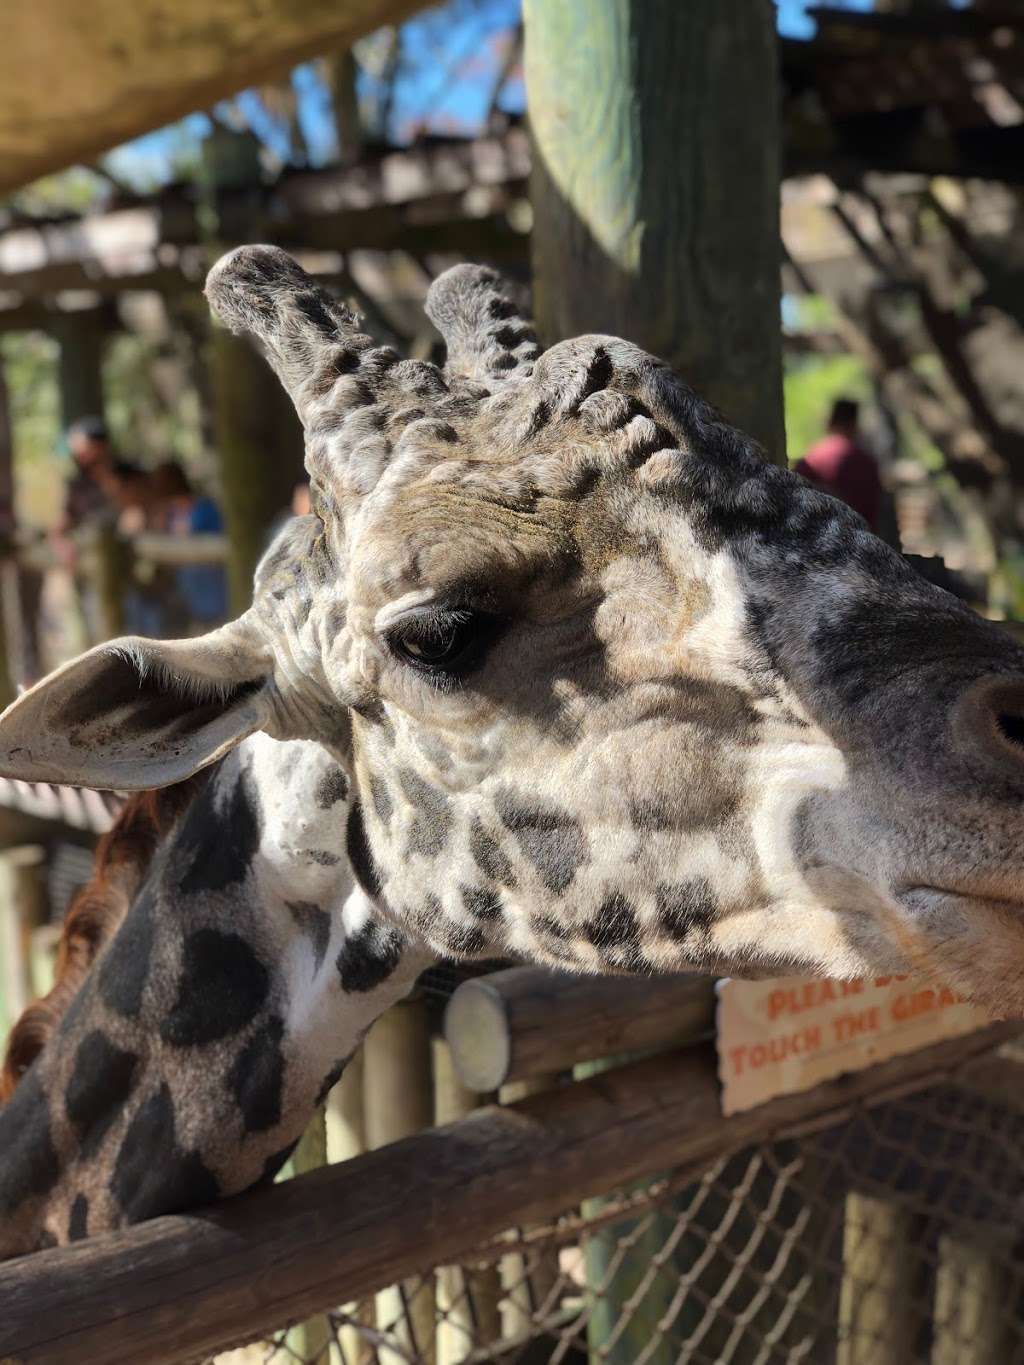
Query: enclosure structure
0,969,1019,1364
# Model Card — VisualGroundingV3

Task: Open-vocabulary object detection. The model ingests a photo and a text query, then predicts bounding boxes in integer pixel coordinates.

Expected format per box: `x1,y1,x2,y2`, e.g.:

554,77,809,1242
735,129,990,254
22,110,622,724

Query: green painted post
201,129,305,616
208,325,304,615
525,5,786,1361
523,0,784,462
575,1055,680,1365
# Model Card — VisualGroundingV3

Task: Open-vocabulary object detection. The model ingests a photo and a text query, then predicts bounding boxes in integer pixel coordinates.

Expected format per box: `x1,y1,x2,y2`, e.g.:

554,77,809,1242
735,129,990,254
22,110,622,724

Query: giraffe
3,242,1024,1257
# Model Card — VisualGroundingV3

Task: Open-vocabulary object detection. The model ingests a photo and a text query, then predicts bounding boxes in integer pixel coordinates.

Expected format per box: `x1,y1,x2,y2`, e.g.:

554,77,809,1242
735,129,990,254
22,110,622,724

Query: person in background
51,418,138,648
53,417,119,566
152,462,228,630
116,465,169,638
266,471,312,547
291,471,311,519
794,398,883,534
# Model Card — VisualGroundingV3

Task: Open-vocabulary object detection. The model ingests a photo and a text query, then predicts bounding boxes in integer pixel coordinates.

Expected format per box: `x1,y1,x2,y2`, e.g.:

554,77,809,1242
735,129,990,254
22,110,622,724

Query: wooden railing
0,1008,1016,1365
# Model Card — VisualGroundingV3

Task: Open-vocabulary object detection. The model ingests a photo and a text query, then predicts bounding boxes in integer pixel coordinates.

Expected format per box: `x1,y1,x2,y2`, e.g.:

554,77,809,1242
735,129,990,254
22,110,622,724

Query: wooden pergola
0,0,426,197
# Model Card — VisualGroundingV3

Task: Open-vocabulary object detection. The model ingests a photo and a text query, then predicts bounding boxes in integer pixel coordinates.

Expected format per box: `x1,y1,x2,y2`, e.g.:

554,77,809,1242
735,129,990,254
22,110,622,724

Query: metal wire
215,1071,1024,1365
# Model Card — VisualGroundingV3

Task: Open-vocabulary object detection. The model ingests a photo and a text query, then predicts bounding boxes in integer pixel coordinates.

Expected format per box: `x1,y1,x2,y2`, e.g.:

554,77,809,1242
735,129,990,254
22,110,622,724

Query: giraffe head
4,245,1024,1010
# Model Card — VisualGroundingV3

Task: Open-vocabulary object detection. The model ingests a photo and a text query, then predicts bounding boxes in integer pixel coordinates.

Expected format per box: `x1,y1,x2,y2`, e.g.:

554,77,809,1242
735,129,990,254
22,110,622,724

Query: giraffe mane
0,773,208,1103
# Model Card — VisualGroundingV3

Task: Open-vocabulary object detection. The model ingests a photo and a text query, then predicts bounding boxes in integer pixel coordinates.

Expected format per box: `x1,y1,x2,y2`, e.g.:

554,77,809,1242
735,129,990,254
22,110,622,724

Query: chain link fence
217,1067,1024,1365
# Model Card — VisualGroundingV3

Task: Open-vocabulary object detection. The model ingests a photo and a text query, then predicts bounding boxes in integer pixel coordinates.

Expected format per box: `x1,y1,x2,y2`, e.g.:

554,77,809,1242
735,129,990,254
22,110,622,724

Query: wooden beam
0,0,427,197
443,966,715,1092
524,0,784,458
0,1020,1017,1365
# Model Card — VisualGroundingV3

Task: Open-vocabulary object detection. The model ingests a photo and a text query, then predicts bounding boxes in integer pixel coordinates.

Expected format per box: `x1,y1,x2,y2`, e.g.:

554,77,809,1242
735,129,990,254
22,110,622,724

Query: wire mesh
213,1073,1024,1365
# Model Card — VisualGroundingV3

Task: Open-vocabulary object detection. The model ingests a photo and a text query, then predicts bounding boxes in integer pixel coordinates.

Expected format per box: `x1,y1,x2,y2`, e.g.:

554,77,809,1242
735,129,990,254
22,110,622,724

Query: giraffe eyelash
384,607,506,683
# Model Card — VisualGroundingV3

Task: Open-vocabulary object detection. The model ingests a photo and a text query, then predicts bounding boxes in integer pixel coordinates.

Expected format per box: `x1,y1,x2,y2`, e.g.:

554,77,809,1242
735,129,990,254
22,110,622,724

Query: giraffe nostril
955,676,1024,772
998,712,1024,749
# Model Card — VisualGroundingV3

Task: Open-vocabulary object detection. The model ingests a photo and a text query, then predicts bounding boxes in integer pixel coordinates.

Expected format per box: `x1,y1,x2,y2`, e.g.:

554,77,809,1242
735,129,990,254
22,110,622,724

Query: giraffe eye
387,609,502,677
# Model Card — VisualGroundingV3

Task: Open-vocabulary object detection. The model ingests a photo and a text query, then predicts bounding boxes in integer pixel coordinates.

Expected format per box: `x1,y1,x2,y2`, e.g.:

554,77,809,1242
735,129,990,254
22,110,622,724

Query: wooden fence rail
443,966,716,1092
0,1019,1017,1365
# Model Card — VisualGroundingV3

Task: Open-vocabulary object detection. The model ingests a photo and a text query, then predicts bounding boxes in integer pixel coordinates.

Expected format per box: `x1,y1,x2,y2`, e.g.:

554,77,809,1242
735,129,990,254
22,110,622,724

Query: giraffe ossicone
3,244,1024,1255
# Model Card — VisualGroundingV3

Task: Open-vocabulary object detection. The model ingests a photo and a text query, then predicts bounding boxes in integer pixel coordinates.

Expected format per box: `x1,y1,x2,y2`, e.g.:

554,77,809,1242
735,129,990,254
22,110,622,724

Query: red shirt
795,434,882,531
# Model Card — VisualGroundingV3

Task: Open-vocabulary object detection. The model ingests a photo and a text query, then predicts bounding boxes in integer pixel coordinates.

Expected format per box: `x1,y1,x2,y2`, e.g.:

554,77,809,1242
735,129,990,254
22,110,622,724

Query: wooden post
208,324,305,616
325,1047,374,1365
525,7,785,1355
575,1054,677,1365
523,0,784,461
433,1037,501,1365
931,1235,1010,1365
201,128,306,617
498,1073,563,1340
444,967,714,1093
53,312,106,432
0,360,19,704
837,1193,923,1365
0,846,46,1043
90,524,129,642
364,997,436,1365
281,1111,334,1365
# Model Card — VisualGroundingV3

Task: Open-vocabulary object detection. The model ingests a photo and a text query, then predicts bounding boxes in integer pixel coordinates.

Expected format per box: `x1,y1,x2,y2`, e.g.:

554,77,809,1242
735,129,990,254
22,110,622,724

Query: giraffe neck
0,735,434,1258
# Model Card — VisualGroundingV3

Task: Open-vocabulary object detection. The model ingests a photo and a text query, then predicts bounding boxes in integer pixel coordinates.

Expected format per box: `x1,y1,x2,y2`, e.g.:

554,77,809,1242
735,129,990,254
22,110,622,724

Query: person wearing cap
51,417,130,645
56,416,119,549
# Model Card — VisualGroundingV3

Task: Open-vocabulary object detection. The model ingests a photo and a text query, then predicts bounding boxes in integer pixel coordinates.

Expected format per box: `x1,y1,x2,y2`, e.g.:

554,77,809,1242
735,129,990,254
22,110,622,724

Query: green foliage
3,167,110,216
0,332,63,526
103,332,206,476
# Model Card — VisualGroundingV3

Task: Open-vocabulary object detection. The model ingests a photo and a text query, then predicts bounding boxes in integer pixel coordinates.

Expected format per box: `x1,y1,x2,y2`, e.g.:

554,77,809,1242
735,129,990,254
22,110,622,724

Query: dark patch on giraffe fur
326,602,347,639
179,757,263,896
258,1137,301,1186
378,711,397,747
495,791,589,894
369,776,393,827
0,1068,60,1216
160,929,269,1047
287,900,331,973
587,893,643,966
426,895,487,956
97,881,157,1019
461,885,503,921
65,1031,139,1159
111,1085,219,1222
228,1016,286,1133
398,767,453,857
336,920,404,993
315,765,348,809
565,345,615,412
533,912,571,941
469,818,516,887
68,1193,89,1242
629,798,674,832
656,880,716,942
346,803,382,900
315,1057,348,1107
304,848,341,866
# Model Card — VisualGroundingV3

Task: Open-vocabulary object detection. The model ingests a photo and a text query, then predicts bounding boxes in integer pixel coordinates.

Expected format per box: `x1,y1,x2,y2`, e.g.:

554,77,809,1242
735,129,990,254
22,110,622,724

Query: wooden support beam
0,0,427,197
0,1020,1016,1365
837,1193,924,1365
364,999,436,1365
931,1234,1012,1365
524,0,784,459
432,1037,501,1364
209,326,304,615
443,966,715,1092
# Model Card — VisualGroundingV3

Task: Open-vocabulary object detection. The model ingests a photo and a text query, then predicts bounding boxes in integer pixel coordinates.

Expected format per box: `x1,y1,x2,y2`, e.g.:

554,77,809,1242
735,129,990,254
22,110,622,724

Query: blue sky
107,0,873,185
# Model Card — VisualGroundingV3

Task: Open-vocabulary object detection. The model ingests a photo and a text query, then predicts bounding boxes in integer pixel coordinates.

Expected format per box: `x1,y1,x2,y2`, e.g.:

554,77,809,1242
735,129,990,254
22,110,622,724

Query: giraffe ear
0,622,272,790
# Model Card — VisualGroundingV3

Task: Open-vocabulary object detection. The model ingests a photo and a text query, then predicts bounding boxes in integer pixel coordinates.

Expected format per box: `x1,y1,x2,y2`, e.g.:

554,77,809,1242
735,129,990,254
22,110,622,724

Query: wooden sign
716,974,992,1116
